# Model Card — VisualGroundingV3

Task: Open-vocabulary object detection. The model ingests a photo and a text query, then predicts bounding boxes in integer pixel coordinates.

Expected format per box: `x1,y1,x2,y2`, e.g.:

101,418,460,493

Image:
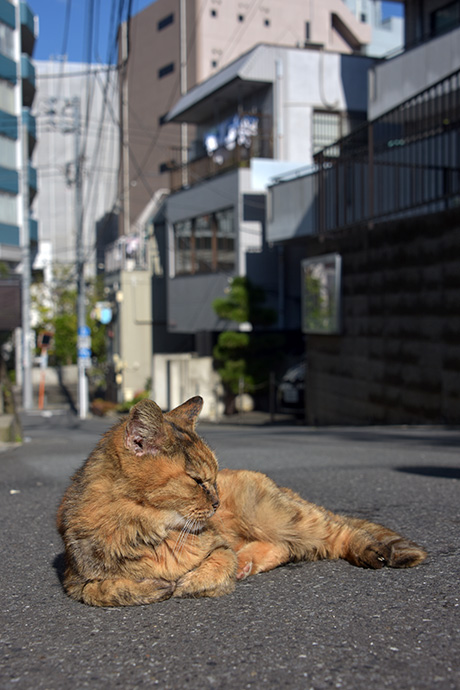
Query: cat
57,396,427,606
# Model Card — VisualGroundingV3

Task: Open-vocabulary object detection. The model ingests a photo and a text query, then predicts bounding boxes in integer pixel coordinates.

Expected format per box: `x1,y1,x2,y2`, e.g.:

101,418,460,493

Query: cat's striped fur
57,397,427,606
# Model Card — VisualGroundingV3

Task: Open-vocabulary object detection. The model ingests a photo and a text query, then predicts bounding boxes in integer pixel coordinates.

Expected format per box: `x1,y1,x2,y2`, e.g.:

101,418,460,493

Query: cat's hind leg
341,517,427,569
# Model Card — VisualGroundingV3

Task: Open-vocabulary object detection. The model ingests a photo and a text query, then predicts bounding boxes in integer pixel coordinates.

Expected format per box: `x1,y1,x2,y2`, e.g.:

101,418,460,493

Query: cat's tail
63,570,176,606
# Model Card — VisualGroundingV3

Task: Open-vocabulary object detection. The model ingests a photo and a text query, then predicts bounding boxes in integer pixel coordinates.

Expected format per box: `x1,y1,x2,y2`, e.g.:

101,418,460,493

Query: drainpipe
274,59,283,159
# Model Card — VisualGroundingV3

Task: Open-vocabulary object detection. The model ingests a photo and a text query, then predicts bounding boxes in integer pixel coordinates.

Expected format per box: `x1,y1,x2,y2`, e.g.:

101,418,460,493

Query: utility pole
20,111,33,409
72,97,90,419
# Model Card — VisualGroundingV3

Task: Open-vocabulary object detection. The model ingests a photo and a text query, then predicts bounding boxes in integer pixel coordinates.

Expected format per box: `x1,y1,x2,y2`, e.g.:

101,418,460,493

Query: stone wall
304,208,460,424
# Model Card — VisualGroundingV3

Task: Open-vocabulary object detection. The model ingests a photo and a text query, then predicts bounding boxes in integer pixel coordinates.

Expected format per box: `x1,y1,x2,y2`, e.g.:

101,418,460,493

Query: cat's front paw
236,560,253,580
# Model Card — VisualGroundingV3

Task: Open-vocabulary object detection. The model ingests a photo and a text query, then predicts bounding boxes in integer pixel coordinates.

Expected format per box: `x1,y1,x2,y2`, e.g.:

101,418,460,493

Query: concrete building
109,0,390,406
0,0,37,279
122,43,374,412
345,0,404,57
119,0,374,235
32,61,119,278
265,0,460,424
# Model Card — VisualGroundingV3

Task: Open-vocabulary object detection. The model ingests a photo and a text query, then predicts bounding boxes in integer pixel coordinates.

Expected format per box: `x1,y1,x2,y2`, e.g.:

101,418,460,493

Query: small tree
31,269,107,366
212,277,279,413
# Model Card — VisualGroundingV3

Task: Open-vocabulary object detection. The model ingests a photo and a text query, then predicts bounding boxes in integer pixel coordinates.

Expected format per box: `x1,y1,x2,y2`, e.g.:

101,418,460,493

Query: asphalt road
1,410,459,690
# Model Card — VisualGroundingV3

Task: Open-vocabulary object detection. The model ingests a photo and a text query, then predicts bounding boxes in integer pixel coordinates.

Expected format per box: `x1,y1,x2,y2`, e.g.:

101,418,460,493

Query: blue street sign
78,348,91,358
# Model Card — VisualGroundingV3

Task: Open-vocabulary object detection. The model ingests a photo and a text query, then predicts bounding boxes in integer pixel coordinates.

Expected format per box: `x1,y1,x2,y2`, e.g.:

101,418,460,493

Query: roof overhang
165,46,275,124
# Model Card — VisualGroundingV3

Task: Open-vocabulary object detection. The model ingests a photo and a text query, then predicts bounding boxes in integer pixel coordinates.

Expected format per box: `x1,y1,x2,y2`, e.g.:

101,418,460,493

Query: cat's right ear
124,399,165,457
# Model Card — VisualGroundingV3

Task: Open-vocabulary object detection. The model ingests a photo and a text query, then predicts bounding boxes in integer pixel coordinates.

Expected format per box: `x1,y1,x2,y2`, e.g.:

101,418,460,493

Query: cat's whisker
173,517,193,556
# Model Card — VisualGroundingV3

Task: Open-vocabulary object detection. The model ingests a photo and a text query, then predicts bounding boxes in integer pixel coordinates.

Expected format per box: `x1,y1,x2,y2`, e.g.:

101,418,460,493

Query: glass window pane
174,219,192,275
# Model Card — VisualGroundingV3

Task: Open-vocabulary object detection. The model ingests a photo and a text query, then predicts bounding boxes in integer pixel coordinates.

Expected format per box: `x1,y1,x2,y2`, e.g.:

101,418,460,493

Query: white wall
153,353,221,419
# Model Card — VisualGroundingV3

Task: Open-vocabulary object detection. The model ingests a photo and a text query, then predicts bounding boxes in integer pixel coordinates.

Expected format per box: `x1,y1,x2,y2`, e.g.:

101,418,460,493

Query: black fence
314,69,460,233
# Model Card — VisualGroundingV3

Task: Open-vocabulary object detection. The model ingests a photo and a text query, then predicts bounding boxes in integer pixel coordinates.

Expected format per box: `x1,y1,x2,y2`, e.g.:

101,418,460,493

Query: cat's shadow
53,552,66,585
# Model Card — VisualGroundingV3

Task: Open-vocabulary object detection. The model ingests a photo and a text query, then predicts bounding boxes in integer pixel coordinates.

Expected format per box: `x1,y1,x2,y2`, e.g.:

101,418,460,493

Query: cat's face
119,397,219,527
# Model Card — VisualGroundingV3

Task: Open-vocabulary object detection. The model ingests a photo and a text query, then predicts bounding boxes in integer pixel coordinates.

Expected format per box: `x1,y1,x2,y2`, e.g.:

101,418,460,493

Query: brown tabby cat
57,396,427,606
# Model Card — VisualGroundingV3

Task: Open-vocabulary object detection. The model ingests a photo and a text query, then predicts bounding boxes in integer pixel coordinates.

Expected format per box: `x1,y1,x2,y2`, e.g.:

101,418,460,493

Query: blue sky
29,0,404,64
29,0,153,63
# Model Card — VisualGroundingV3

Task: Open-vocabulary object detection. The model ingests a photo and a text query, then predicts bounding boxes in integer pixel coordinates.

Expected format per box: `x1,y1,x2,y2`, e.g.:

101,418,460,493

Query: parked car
277,362,306,415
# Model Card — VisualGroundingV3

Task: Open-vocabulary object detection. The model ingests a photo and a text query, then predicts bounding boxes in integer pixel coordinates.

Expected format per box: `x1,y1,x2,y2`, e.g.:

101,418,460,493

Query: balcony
0,0,15,29
105,235,148,273
169,114,273,192
369,25,460,120
0,53,16,83
0,110,18,140
268,68,460,242
29,217,38,243
0,166,18,195
20,2,37,55
28,162,37,203
21,54,35,107
22,108,36,153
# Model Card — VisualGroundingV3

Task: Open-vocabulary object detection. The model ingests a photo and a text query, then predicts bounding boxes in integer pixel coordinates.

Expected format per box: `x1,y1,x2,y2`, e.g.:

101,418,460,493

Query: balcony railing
105,235,148,273
168,114,273,192
314,68,460,233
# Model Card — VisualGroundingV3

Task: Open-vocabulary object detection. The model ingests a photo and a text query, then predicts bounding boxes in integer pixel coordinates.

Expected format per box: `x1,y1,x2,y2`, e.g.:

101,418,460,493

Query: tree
212,277,279,413
31,269,107,366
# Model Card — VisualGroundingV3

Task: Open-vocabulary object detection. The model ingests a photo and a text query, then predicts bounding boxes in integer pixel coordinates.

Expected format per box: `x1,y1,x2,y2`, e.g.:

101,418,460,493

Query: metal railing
104,235,148,273
169,114,273,192
314,69,460,233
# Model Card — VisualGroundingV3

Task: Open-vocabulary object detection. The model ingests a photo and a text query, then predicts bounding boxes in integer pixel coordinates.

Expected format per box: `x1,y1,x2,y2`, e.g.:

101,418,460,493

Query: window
158,62,174,79
305,21,311,41
360,13,367,22
264,18,270,27
312,111,342,156
211,59,218,68
211,9,217,17
301,254,342,335
157,13,174,31
174,209,235,276
0,191,17,226
0,80,15,115
159,161,173,174
0,135,15,168
0,22,14,60
238,14,244,22
431,0,460,36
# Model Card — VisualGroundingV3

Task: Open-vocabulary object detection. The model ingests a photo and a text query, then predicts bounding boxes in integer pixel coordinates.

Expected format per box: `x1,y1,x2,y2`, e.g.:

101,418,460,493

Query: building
0,0,37,282
126,43,373,412
266,0,460,424
346,0,404,57
109,0,407,408
0,0,37,411
32,60,119,279
119,0,375,235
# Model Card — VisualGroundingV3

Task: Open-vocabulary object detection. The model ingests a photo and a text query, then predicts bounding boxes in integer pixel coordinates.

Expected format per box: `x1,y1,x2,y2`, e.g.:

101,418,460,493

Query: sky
29,0,404,64
28,0,154,64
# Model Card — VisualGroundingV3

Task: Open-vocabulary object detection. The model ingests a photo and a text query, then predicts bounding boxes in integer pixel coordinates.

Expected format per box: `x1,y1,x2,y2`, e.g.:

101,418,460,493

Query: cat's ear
124,399,165,457
166,396,203,429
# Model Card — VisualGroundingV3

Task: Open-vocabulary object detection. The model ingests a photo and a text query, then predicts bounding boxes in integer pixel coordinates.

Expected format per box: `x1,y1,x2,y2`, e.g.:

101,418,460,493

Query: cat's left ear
124,399,165,457
166,396,203,429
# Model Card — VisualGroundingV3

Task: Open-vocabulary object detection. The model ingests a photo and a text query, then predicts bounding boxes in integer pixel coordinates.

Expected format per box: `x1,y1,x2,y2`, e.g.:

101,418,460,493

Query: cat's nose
212,497,220,510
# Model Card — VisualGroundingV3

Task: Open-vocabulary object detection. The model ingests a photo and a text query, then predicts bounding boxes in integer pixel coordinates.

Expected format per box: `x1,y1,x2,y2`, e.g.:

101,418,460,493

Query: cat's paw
387,540,428,568
347,541,392,569
236,560,253,580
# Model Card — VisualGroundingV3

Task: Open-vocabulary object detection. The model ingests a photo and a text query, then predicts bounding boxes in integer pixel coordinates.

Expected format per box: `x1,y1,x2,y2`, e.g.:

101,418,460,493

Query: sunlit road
1,410,459,689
